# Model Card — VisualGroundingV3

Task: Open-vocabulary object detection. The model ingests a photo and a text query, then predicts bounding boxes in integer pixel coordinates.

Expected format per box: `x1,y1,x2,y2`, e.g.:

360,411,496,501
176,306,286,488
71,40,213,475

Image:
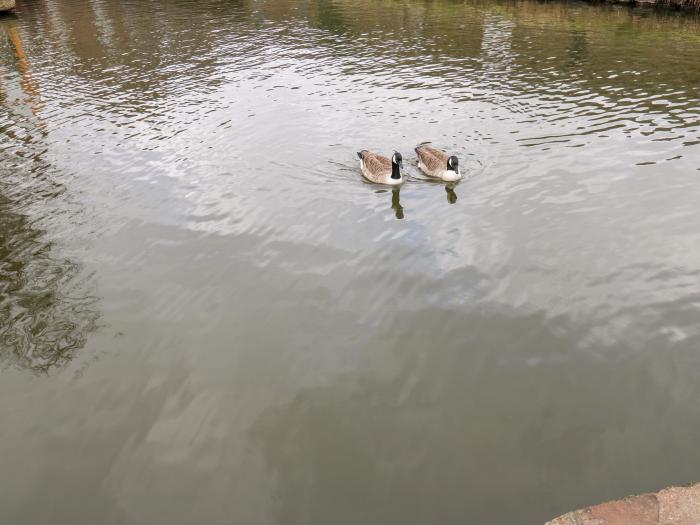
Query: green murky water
1,0,700,523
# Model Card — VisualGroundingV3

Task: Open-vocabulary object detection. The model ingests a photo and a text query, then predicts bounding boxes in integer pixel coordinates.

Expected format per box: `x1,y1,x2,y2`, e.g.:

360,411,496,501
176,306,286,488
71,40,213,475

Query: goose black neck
391,162,401,179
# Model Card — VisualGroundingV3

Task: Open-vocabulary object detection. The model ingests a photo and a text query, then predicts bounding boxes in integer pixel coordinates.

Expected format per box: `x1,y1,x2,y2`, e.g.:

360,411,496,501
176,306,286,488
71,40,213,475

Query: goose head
391,152,404,180
447,155,460,176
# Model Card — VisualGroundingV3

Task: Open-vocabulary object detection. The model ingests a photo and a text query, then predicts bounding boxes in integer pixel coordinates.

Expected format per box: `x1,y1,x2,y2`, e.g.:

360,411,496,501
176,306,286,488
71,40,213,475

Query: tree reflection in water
0,189,100,373
0,19,99,373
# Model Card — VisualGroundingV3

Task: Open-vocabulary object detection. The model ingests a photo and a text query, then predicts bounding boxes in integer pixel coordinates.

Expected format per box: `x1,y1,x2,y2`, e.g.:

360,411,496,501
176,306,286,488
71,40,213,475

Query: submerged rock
547,483,700,525
0,0,15,12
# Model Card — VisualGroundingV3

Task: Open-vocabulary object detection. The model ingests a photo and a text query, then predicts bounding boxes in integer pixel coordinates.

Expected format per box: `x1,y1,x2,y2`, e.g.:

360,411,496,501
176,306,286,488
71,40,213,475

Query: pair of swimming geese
357,143,461,185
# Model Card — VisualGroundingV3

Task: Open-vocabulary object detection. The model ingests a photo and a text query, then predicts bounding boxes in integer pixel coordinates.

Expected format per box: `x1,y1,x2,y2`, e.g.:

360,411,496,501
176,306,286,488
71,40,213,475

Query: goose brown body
357,150,404,185
415,144,461,182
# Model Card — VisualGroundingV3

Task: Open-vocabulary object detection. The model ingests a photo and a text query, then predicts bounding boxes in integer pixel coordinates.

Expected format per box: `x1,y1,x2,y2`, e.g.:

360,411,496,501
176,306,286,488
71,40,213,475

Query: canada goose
357,150,404,185
415,143,461,182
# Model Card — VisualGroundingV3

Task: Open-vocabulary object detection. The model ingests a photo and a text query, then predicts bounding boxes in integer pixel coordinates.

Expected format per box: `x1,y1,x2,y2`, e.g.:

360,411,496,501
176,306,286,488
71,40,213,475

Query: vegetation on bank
599,0,700,12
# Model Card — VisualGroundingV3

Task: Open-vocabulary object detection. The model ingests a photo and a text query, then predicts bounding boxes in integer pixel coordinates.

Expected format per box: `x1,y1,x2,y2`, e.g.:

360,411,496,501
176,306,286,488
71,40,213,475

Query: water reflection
0,15,96,373
251,308,699,525
374,188,405,220
0,190,99,373
445,185,457,204
1,0,700,522
6,22,42,113
391,188,404,220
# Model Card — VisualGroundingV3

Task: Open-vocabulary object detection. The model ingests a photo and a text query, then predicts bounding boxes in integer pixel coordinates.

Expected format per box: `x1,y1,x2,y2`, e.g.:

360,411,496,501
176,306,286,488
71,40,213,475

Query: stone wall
0,0,16,12
547,483,700,525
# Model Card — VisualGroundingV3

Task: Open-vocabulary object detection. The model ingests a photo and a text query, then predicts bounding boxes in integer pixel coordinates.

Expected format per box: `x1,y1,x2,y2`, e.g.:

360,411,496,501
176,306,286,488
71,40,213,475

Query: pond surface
1,0,700,523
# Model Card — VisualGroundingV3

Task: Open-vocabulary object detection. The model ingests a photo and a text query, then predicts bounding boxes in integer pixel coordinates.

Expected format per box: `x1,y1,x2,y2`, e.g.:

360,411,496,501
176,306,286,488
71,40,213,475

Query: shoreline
593,0,700,11
547,483,700,525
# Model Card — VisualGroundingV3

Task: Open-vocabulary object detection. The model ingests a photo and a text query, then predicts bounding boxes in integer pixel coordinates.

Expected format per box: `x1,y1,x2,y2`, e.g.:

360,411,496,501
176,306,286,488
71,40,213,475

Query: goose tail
356,151,364,160
415,141,431,154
